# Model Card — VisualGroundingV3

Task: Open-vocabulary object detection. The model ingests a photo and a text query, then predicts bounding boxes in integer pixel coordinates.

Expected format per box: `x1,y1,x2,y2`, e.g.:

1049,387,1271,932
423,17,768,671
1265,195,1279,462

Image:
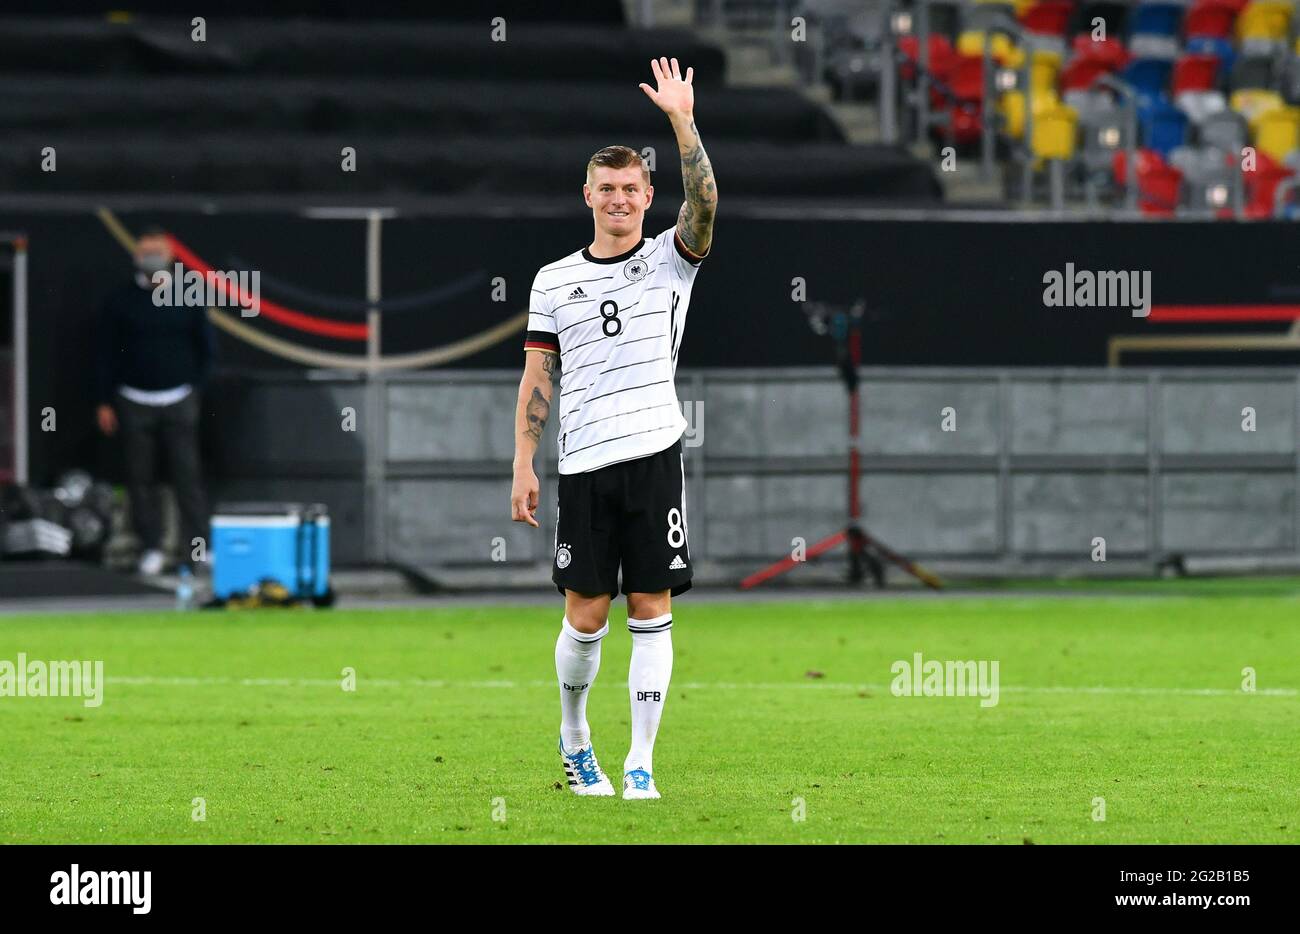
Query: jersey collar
582,238,646,265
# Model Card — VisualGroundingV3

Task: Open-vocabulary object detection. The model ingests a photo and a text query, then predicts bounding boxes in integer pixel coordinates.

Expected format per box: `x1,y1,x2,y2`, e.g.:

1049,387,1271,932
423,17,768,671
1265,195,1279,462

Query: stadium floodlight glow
891,11,913,35
1207,183,1229,207
1100,126,1120,148
996,68,1017,92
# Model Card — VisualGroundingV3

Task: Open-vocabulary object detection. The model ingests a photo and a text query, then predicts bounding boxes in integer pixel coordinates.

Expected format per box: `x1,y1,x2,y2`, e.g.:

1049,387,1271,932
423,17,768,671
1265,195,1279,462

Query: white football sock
556,616,607,752
625,613,673,774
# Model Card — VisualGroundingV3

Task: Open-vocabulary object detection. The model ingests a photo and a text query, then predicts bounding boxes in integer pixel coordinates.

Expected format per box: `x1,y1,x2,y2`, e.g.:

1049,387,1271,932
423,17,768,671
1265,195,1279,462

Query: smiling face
584,164,653,240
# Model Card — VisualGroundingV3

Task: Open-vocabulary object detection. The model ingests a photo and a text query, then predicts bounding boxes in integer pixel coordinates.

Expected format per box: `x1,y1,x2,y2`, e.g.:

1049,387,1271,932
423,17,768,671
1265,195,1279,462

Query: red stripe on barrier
167,236,369,341
1148,305,1300,322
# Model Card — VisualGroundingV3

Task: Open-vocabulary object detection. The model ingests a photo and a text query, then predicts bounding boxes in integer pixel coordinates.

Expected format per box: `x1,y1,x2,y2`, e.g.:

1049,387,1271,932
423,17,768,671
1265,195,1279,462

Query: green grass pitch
2,591,1298,843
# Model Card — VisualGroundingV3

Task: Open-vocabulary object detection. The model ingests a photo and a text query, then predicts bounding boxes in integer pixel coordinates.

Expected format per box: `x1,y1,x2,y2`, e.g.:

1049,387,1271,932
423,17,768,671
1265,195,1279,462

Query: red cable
167,235,369,341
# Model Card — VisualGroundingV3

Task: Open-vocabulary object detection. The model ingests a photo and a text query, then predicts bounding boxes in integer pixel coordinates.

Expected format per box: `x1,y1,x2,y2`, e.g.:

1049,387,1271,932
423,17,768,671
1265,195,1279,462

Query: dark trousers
118,391,208,566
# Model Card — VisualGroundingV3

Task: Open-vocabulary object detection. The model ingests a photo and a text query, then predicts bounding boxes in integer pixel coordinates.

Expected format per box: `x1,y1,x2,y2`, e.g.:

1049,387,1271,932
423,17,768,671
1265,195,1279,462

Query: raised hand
639,57,694,119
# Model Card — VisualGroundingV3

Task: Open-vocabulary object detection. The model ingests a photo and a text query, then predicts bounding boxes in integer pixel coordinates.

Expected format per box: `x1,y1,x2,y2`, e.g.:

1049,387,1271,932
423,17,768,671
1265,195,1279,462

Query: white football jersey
525,227,705,475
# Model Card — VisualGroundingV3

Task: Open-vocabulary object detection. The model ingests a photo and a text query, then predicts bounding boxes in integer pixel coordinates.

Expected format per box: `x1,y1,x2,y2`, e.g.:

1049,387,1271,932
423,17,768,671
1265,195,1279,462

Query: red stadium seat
942,103,985,146
949,55,987,102
1113,148,1184,215
1060,57,1114,92
1069,34,1130,69
1020,1,1075,36
1244,149,1295,217
1173,54,1220,93
1184,0,1238,38
898,35,958,83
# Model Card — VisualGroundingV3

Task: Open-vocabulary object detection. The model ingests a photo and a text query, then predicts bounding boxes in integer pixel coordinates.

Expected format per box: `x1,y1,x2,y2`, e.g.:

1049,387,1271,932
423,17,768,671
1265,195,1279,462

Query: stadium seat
1061,56,1117,93
957,30,1019,62
942,102,986,146
1235,0,1292,41
1243,148,1296,216
1131,3,1185,38
1176,89,1229,124
1229,55,1277,92
1240,37,1289,58
1230,87,1285,127
1069,33,1131,68
1254,106,1300,160
1172,54,1221,94
1169,144,1237,213
999,87,1063,138
1129,34,1181,61
1139,97,1191,155
898,34,958,83
950,55,989,101
1078,92,1131,174
1186,36,1237,76
1123,58,1175,106
1113,148,1184,214
1183,0,1239,39
1020,1,1075,36
1031,55,1062,91
1198,108,1250,153
1032,102,1080,158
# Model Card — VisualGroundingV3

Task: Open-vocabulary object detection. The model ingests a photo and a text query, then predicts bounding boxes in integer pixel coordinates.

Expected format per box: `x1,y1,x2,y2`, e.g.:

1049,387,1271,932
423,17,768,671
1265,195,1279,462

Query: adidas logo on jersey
567,286,587,301
668,554,687,570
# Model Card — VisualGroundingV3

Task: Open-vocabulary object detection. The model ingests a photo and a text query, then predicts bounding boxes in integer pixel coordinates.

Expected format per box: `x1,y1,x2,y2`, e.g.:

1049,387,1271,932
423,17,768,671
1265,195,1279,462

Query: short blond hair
586,145,650,186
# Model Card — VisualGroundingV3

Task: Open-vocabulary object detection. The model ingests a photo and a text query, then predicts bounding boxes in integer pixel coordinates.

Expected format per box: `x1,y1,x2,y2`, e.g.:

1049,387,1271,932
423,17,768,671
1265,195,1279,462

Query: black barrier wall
11,209,1300,482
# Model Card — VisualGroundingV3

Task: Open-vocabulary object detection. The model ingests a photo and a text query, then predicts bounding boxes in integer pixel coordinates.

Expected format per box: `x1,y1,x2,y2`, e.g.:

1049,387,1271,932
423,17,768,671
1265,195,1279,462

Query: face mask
135,253,169,275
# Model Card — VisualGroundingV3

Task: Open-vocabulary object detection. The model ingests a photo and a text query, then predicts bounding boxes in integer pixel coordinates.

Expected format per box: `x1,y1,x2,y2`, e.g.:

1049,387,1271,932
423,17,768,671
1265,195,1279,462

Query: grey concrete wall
215,367,1300,571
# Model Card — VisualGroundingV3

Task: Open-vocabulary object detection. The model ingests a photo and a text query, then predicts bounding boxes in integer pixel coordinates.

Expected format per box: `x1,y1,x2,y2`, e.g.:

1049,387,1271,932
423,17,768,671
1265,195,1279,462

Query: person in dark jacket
95,228,214,576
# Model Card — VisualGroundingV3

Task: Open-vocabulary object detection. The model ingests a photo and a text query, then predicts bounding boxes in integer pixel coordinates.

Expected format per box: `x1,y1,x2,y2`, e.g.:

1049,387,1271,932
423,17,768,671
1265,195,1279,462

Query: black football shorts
552,437,693,598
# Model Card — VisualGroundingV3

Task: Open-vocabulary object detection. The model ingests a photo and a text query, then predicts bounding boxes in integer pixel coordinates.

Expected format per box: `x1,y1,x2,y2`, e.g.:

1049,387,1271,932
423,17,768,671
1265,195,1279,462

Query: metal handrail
1087,73,1140,215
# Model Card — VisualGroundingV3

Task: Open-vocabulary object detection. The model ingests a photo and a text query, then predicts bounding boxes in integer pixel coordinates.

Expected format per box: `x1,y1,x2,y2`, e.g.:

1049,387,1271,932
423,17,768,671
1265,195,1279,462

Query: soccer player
510,57,717,799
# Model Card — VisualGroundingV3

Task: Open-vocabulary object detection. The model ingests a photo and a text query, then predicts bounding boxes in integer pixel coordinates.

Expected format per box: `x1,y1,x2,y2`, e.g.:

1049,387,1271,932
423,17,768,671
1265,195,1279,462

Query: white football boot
622,768,660,800
559,738,615,796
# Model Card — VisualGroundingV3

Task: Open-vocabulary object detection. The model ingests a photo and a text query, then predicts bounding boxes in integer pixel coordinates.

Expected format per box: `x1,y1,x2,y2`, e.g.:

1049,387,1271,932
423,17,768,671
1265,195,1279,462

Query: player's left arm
640,57,717,260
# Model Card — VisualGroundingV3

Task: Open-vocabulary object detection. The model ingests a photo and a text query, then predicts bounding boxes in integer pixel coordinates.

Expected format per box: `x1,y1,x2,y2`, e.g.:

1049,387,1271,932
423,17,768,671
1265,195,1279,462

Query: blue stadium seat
1130,3,1185,37
1123,58,1175,107
1139,97,1190,155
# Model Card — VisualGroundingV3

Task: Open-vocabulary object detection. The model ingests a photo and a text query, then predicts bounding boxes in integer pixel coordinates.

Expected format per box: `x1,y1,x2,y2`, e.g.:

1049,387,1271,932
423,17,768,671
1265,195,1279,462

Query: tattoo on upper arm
524,386,550,444
541,352,557,378
677,119,717,256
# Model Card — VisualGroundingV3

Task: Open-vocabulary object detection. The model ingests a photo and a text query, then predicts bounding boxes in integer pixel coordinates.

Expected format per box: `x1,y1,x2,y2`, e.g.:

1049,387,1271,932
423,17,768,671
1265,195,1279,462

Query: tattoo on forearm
524,386,550,444
677,120,717,255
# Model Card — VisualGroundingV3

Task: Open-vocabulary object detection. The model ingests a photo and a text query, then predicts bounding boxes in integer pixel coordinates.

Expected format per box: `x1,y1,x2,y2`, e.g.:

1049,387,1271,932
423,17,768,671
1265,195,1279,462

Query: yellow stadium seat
1255,106,1300,161
1031,59,1060,92
1236,1,1292,41
1000,88,1062,139
1231,89,1286,129
1032,104,1079,159
957,30,1018,61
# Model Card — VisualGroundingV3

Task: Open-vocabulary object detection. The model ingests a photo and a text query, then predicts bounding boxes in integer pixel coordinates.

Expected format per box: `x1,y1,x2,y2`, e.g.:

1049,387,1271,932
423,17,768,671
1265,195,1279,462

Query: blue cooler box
210,502,331,603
